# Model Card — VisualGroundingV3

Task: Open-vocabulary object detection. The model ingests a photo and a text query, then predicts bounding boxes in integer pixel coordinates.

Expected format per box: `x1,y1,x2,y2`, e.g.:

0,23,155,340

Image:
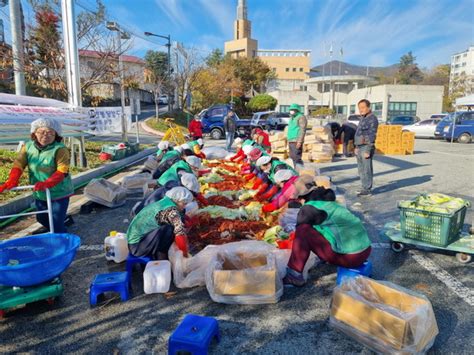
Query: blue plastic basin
0,233,81,287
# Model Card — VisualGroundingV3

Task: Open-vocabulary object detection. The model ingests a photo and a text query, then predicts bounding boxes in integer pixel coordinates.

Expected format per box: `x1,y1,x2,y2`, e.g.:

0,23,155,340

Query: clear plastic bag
84,178,127,208
143,155,159,172
202,147,229,160
278,208,299,233
205,241,283,304
121,173,152,194
330,276,439,354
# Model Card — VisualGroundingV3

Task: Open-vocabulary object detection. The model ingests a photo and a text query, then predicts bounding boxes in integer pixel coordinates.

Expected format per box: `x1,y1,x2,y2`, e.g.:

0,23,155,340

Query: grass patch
0,141,153,203
145,109,191,134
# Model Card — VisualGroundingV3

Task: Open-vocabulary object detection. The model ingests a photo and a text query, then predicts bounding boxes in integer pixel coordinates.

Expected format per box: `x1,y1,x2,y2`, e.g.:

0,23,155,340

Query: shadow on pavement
371,175,433,194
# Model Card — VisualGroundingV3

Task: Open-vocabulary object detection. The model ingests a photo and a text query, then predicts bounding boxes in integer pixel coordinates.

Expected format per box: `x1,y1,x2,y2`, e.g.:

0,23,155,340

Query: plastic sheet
278,208,299,233
330,276,439,354
143,155,159,172
202,147,229,159
84,178,127,208
121,173,152,194
169,241,316,292
205,241,283,304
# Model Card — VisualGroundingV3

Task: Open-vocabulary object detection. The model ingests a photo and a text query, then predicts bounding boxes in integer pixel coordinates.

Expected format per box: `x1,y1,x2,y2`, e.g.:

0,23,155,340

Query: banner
84,106,132,135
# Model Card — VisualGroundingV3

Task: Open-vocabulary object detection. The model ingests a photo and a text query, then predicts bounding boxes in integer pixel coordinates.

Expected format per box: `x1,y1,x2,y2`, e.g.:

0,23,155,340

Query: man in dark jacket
354,99,378,196
340,121,357,157
223,109,237,151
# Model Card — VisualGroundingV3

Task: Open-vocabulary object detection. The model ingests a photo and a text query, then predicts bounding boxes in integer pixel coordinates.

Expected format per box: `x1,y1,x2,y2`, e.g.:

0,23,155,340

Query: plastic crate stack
269,132,288,159
302,126,335,163
375,125,415,155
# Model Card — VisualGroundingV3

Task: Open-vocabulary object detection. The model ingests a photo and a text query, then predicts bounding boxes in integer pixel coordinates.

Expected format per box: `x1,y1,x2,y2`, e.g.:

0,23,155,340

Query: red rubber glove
0,167,23,193
175,234,189,257
198,168,211,177
230,149,245,162
195,193,209,206
259,185,279,201
255,183,269,197
244,173,256,181
196,152,206,159
252,178,263,190
262,203,277,213
34,171,65,191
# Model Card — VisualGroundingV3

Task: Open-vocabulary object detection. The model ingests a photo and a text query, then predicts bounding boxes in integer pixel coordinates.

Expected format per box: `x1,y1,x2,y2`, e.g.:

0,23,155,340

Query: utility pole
9,0,26,95
61,0,81,107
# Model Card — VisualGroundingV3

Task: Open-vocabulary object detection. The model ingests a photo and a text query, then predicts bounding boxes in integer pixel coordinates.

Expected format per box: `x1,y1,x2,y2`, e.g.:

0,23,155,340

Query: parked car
387,115,420,126
250,111,274,129
158,95,168,105
435,112,461,138
430,113,447,120
267,112,290,130
404,118,442,138
347,114,361,126
199,104,252,140
442,111,474,143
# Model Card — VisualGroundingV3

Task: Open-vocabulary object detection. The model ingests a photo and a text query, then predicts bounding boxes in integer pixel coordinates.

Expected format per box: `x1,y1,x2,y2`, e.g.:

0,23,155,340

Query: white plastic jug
143,260,171,294
104,231,128,263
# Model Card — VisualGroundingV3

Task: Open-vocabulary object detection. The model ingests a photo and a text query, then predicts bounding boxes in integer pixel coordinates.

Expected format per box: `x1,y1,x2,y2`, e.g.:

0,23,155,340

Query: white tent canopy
455,94,474,107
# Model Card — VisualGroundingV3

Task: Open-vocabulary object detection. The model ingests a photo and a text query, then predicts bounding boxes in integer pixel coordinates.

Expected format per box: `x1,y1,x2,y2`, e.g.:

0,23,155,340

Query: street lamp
106,21,130,142
144,31,171,112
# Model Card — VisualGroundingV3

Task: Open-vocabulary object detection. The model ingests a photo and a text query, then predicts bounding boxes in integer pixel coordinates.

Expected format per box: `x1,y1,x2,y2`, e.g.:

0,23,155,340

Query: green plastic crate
101,143,140,161
399,205,467,247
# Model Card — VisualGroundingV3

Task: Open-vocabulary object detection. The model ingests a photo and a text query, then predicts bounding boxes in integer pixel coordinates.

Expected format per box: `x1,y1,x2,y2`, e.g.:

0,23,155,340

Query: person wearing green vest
283,186,372,287
143,140,177,174
187,138,206,159
127,187,194,259
228,138,255,163
287,103,307,171
151,146,183,179
0,118,74,233
157,156,202,187
253,155,298,199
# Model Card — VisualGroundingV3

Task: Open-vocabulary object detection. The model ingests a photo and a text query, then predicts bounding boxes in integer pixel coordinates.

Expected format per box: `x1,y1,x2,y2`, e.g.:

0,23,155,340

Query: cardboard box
213,253,277,296
299,168,318,177
273,152,288,159
269,132,286,143
271,140,287,150
330,277,438,353
302,152,312,161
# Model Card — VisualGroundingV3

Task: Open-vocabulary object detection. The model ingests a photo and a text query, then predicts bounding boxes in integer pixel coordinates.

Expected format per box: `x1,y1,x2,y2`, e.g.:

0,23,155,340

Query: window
350,104,356,114
372,102,383,118
335,105,347,115
388,102,417,119
208,108,224,118
273,68,277,72
285,68,290,72
300,85,307,91
293,68,297,72
280,105,304,113
299,68,304,72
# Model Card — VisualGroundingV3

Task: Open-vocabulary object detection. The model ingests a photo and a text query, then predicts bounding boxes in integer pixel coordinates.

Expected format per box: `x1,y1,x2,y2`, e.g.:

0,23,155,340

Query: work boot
283,267,306,287
357,190,372,197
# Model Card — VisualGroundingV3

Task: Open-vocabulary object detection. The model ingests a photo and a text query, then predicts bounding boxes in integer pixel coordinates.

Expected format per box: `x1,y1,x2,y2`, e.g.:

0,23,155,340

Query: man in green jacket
287,103,307,171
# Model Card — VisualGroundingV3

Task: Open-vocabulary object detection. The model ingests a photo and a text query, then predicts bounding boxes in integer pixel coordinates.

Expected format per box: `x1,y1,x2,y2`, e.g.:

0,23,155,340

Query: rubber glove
259,185,279,201
255,183,269,197
252,178,263,190
0,167,23,193
262,203,277,213
33,171,65,191
244,173,256,181
175,235,189,257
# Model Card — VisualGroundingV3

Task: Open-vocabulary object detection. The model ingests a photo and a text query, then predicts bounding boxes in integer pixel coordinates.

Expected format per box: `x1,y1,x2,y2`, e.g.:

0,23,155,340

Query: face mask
289,110,296,115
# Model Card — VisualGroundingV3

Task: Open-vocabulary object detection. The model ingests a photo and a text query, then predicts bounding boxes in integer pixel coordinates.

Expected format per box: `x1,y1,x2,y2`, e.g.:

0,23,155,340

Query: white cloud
154,0,193,29
197,0,234,38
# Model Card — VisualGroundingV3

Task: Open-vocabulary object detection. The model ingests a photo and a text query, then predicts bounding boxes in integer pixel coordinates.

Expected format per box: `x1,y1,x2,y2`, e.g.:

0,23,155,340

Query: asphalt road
0,138,473,354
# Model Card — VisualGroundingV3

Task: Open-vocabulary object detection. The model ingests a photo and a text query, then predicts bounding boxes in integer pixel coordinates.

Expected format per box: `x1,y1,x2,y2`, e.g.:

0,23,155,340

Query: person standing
223,108,237,151
287,104,307,170
354,99,379,196
188,114,203,140
0,118,74,232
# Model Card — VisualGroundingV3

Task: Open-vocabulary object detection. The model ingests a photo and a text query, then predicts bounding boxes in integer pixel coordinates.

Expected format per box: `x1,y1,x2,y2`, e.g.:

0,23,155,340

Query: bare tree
174,44,203,110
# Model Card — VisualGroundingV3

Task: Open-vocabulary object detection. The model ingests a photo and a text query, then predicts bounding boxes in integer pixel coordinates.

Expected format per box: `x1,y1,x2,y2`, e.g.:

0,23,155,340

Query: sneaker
357,190,372,196
283,268,306,287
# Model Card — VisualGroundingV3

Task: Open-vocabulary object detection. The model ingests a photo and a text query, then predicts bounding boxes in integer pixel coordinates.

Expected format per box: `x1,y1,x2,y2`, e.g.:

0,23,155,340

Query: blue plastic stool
126,254,151,275
336,261,373,286
89,271,130,307
168,314,220,355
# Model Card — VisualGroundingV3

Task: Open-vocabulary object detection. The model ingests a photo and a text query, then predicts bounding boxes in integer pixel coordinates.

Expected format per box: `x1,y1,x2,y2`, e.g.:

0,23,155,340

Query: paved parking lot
0,138,473,354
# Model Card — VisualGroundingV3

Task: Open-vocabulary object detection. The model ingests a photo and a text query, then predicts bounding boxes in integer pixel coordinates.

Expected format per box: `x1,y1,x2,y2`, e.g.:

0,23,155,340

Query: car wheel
210,128,223,140
458,133,471,144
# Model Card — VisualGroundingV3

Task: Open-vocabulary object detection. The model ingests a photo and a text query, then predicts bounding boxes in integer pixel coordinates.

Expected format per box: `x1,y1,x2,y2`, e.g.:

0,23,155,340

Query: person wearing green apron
187,138,206,159
287,103,307,171
0,118,74,233
284,186,372,287
253,155,298,200
127,187,194,259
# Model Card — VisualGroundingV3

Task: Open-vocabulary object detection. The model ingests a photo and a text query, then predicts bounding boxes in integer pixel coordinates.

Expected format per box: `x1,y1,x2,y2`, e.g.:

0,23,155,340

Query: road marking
409,250,474,307
371,242,390,249
427,149,474,157
79,244,103,251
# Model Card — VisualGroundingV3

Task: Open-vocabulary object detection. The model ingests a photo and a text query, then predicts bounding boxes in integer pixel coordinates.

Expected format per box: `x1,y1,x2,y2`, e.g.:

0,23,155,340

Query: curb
0,147,156,218
140,117,165,137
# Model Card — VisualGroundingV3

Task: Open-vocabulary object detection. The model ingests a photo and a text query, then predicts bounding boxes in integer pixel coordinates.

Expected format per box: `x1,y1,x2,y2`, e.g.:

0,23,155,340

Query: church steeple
234,0,251,40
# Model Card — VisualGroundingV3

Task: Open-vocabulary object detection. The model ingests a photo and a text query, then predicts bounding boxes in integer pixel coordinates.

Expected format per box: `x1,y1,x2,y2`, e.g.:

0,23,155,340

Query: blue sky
1,0,473,68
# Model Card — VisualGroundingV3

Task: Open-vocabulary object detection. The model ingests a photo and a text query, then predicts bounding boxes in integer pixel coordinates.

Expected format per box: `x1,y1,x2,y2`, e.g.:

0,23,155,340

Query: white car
404,119,441,138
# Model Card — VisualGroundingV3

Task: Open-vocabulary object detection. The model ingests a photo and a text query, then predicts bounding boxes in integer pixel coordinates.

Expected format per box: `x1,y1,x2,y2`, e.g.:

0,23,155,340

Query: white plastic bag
202,147,229,159
204,241,283,304
84,178,127,208
122,173,152,194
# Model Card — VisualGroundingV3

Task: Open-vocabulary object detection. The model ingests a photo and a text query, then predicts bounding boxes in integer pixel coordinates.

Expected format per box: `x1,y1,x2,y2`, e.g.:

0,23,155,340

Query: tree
422,64,452,111
247,94,277,112
144,50,168,80
397,51,423,84
226,56,275,94
205,48,224,67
